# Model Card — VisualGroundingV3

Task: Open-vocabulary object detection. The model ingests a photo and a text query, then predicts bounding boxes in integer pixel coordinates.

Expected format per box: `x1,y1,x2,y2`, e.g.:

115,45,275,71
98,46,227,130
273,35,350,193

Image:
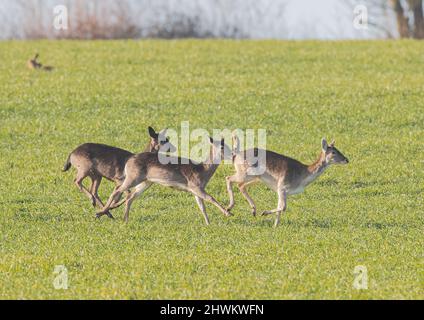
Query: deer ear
330,139,335,147
322,138,328,152
160,128,168,137
148,126,157,139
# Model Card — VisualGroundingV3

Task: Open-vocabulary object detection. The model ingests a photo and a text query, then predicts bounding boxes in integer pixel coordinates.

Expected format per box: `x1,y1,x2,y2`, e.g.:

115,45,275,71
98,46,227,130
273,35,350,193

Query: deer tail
62,154,72,172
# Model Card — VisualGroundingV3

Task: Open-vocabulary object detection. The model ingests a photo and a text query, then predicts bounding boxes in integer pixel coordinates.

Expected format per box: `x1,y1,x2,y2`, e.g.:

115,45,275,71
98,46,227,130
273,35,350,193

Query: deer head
321,138,349,165
148,126,177,153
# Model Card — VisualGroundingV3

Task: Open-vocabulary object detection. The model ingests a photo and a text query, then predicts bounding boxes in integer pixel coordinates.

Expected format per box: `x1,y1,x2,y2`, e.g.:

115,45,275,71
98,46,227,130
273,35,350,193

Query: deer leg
194,196,210,225
193,188,232,217
74,174,96,207
90,175,105,208
225,175,236,211
238,181,257,216
104,184,131,210
261,189,287,227
109,195,130,210
123,181,152,223
103,189,134,211
112,181,132,205
226,173,257,214
96,186,125,219
90,176,114,219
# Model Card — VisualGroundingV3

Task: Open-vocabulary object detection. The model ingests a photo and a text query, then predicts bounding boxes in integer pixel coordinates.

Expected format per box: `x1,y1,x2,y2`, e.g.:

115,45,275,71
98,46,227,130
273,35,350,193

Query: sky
286,0,340,38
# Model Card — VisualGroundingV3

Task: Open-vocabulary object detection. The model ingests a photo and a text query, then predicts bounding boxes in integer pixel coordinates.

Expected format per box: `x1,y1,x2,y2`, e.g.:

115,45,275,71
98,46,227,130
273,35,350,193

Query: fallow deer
96,137,233,224
226,135,349,227
63,127,176,219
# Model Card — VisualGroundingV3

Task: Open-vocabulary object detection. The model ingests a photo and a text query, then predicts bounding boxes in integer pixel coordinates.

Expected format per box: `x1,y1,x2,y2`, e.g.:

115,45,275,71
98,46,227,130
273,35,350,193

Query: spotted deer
63,127,176,219
226,134,349,227
96,137,233,224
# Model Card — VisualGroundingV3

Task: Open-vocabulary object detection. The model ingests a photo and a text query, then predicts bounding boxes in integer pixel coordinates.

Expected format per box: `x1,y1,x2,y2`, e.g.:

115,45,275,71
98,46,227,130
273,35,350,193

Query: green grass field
0,40,422,299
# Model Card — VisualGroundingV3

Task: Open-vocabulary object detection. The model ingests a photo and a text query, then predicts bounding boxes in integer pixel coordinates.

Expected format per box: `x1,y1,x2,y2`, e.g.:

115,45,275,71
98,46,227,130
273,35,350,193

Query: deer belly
260,175,278,191
149,178,188,191
287,186,305,195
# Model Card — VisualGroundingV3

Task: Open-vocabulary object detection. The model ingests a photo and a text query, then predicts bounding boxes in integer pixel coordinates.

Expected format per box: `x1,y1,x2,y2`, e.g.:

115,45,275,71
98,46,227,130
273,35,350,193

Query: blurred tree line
392,0,424,38
0,0,423,40
0,0,286,39
351,0,424,38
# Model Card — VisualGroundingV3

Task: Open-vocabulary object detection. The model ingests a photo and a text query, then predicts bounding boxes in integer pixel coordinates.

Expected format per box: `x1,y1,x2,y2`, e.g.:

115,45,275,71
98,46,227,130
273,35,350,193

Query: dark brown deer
63,127,176,219
226,135,349,227
27,53,54,71
96,137,233,224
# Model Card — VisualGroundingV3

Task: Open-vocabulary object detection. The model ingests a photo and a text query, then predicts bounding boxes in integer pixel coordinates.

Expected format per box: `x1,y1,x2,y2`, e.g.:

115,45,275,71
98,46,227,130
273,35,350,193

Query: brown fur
27,54,54,71
226,137,349,227
63,127,174,219
97,137,233,224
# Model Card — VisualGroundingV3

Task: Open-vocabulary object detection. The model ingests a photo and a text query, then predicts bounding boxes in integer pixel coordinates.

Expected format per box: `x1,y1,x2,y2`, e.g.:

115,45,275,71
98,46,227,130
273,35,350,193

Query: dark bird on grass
27,53,54,71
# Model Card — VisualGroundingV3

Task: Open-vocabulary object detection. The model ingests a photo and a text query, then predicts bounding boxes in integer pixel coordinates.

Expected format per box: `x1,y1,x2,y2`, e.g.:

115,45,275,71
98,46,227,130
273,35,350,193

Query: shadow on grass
14,211,76,222
316,179,340,187
132,213,160,224
227,213,334,229
363,221,411,230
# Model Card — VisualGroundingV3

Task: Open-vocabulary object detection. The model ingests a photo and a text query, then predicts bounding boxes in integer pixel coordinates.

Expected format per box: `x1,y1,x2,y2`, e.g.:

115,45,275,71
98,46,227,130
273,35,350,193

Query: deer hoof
95,212,104,219
106,212,115,219
251,209,257,216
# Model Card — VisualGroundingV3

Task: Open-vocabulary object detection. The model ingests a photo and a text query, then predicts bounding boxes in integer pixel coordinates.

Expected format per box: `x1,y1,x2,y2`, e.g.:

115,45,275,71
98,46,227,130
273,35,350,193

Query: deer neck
304,151,329,186
143,141,154,153
202,147,221,184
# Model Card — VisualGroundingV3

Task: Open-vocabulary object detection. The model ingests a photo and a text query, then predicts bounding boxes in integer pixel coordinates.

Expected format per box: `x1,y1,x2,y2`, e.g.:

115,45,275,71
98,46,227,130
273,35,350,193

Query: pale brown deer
96,137,233,224
63,127,176,218
226,134,349,227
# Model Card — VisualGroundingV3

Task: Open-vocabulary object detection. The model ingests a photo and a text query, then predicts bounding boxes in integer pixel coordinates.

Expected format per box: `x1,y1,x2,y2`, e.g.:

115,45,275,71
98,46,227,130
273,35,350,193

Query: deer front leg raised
225,174,256,214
